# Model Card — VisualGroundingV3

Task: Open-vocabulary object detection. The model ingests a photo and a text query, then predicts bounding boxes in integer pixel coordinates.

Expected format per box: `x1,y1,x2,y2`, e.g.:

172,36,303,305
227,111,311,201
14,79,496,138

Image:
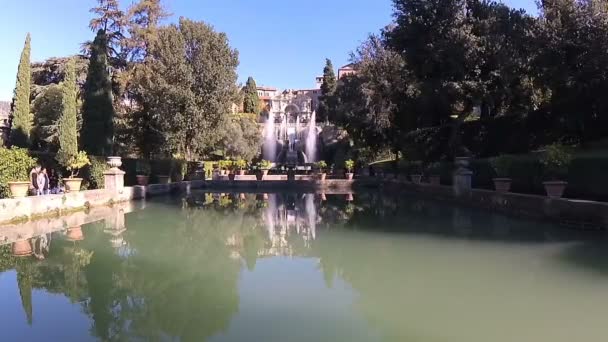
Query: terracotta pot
411,174,423,184
263,193,269,200
136,175,149,186
260,169,269,180
239,193,246,200
346,173,354,180
346,193,354,202
66,226,84,241
8,181,30,198
493,178,512,193
319,173,327,181
156,175,170,184
64,178,83,192
428,175,441,186
543,181,568,199
238,170,246,176
12,240,32,257
220,169,227,176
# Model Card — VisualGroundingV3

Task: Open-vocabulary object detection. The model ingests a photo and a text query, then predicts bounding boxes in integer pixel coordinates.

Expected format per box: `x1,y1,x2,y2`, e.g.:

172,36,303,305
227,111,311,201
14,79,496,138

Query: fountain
305,111,317,163
263,112,276,162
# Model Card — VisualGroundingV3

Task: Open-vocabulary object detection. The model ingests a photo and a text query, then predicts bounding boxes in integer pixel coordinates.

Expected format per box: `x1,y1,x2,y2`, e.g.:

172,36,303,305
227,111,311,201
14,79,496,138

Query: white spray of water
305,111,317,163
263,112,276,161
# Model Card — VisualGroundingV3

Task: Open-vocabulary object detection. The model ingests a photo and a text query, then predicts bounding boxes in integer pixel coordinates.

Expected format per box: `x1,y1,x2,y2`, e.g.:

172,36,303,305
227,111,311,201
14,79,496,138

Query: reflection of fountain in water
263,112,276,162
305,194,317,240
305,111,317,163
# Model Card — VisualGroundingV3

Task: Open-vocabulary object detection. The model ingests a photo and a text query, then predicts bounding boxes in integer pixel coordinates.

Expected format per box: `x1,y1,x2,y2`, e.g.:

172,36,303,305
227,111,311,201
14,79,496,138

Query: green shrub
424,162,442,175
316,160,328,171
81,156,108,190
259,160,272,170
490,155,514,178
170,159,187,181
540,143,573,180
136,160,151,175
0,147,37,198
344,159,355,173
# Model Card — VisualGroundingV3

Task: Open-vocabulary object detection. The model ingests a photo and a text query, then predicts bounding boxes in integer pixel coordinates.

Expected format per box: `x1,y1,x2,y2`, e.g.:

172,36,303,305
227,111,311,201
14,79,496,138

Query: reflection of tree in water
0,192,359,340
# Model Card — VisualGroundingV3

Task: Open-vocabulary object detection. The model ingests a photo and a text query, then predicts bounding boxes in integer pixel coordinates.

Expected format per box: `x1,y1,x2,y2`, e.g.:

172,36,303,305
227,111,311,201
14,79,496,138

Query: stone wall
0,187,143,224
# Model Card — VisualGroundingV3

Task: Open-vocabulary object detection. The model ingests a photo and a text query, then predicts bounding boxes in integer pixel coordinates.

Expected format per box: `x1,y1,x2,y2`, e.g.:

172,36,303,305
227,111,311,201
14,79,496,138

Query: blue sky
0,0,538,101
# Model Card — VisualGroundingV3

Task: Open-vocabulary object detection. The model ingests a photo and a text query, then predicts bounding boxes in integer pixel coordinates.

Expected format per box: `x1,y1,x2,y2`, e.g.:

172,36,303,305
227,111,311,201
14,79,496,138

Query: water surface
1,191,607,341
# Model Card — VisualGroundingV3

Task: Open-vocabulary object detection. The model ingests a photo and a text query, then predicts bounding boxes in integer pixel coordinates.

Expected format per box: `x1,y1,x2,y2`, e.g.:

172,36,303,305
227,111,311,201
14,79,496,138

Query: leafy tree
10,33,32,148
82,30,116,156
217,114,263,161
135,18,239,160
242,77,260,114
56,58,79,169
317,59,337,122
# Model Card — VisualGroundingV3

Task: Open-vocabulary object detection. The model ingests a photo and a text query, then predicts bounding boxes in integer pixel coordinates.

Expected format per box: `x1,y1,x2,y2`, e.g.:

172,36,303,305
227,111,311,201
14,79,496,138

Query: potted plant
410,161,423,184
425,162,442,186
490,155,513,193
235,159,248,176
136,160,151,186
344,159,355,180
540,143,572,199
59,151,90,192
259,160,272,178
316,160,328,181
2,147,36,198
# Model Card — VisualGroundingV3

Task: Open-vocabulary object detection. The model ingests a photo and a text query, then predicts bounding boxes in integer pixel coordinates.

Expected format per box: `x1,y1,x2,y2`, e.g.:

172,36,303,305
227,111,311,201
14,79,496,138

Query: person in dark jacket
29,164,41,196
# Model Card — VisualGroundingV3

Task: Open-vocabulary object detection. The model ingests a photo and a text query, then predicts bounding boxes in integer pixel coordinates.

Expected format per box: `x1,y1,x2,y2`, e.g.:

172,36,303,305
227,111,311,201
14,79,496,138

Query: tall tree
87,0,127,65
56,58,79,167
135,18,239,160
10,33,32,148
82,30,116,156
127,0,170,62
242,77,260,114
317,59,337,122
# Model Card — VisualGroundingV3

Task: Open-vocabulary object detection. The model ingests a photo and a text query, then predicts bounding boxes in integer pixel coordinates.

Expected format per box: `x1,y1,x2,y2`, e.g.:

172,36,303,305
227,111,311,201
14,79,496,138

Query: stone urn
64,178,83,192
12,240,33,257
319,172,327,181
411,174,423,184
107,156,123,170
8,181,30,198
156,175,170,184
543,181,567,199
136,175,149,186
66,226,84,241
493,178,512,193
428,175,441,186
346,173,354,180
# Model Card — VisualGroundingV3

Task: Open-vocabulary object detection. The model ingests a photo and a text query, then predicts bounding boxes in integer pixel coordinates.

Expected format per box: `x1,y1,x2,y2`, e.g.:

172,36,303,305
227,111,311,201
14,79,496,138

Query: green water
1,191,607,341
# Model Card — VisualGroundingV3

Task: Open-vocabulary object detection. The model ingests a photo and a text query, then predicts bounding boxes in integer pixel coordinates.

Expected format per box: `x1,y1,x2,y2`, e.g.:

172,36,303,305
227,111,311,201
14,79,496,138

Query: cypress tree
56,58,79,168
318,59,337,122
243,76,260,114
82,29,115,156
10,33,32,148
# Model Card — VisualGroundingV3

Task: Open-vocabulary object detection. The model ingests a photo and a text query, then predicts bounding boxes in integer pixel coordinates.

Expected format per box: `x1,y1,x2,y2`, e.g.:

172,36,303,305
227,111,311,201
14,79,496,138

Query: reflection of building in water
225,193,319,259
262,193,317,256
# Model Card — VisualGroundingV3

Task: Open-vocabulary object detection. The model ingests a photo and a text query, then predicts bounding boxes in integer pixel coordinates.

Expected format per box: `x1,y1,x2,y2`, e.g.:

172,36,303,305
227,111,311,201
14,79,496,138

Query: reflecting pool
1,191,607,341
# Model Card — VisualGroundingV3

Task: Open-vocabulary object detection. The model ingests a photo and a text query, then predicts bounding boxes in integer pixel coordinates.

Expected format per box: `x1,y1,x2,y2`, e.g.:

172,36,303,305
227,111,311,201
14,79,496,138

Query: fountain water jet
305,111,317,163
263,112,277,162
